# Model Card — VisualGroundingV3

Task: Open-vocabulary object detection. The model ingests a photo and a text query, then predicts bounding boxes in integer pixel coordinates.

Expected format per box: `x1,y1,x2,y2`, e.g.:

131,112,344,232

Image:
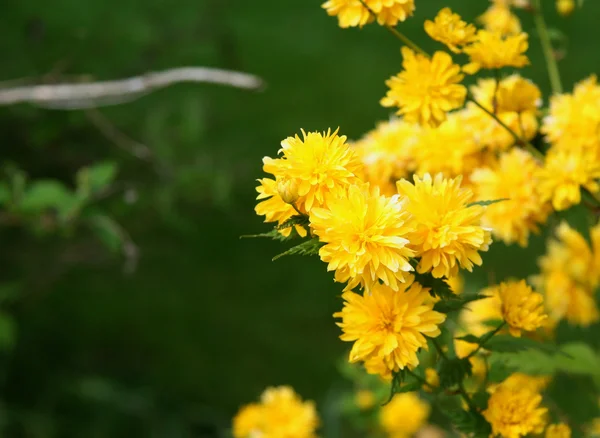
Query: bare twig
0,67,264,109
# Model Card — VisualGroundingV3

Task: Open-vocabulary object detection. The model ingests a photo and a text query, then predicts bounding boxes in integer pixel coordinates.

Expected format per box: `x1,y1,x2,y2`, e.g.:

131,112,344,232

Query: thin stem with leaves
466,321,507,359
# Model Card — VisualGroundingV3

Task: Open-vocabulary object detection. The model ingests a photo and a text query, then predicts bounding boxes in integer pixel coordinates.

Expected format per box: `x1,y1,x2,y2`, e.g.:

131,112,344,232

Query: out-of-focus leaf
77,161,118,196
19,180,75,215
484,335,559,354
88,214,125,253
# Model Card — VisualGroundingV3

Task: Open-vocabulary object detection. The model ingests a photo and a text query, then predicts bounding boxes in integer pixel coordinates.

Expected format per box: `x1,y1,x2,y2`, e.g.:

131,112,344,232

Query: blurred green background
1,0,600,436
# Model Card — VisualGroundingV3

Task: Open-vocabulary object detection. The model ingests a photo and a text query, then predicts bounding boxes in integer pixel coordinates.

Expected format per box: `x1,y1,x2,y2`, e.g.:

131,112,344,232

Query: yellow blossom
321,0,415,28
380,393,430,438
537,147,600,211
334,281,446,378
556,0,575,16
397,173,492,278
546,423,572,438
381,48,467,127
310,183,415,292
353,118,420,195
542,75,600,154
412,113,484,179
424,368,440,392
497,280,548,337
255,178,308,237
233,386,319,438
446,274,464,295
501,372,551,393
424,8,477,53
264,129,362,213
471,149,549,247
483,375,548,438
478,4,522,36
355,389,376,410
277,177,300,204
463,30,529,74
464,76,541,150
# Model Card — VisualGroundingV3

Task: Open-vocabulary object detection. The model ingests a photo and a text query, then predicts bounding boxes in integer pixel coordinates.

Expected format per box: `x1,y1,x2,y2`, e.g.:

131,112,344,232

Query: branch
0,67,265,109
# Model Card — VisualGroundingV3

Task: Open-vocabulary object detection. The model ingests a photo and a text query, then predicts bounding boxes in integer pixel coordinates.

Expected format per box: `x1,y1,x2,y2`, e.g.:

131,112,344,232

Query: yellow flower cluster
534,221,600,326
322,0,415,28
483,373,548,438
233,386,319,438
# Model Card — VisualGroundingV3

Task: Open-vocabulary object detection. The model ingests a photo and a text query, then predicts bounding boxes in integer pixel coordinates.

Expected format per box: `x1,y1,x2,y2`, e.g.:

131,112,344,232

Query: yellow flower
355,389,376,410
233,403,263,438
463,31,529,74
412,113,484,179
424,368,440,392
537,147,600,211
546,423,572,438
424,8,477,53
471,149,549,247
255,178,308,237
310,183,415,292
334,281,446,377
277,177,300,204
233,386,319,438
464,75,541,151
321,0,415,28
556,0,575,16
483,375,548,438
542,75,600,154
534,222,600,326
381,48,467,127
446,274,464,295
501,372,551,393
263,128,362,213
478,4,522,36
497,280,548,337
353,118,420,195
380,393,430,438
397,173,492,278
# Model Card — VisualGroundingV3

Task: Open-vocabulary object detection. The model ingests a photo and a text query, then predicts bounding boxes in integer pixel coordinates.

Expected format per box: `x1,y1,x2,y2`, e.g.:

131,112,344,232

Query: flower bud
556,0,575,16
276,177,300,204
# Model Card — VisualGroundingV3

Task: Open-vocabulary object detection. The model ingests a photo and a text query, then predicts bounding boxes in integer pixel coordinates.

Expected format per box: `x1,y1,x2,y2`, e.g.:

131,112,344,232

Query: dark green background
1,0,599,436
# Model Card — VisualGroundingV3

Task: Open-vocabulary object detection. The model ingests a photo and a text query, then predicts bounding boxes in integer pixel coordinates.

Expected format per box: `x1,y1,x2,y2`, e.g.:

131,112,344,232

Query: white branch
0,67,264,109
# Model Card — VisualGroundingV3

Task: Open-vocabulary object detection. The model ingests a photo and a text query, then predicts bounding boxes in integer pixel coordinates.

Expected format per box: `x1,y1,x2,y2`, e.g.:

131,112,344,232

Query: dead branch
0,67,264,109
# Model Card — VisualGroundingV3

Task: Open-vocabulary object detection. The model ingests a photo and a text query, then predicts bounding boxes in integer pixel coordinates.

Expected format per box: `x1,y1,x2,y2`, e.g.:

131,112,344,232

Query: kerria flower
310,183,415,292
546,423,572,438
478,3,522,36
542,75,600,153
255,178,308,237
381,48,467,127
483,375,548,438
263,128,363,213
397,173,492,278
471,148,549,247
334,281,446,378
424,7,477,53
463,30,529,74
464,75,541,151
411,112,483,179
232,386,319,438
496,280,548,337
321,0,415,28
380,393,430,438
353,118,420,195
556,0,575,17
537,147,600,211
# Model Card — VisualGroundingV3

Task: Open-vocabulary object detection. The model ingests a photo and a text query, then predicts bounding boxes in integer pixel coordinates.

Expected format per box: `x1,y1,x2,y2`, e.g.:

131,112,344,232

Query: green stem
532,0,563,94
431,337,448,361
467,95,545,160
467,321,507,359
357,0,429,56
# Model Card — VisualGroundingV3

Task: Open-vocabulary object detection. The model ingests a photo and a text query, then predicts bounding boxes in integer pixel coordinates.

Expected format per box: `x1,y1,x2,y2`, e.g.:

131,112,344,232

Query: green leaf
467,198,509,208
272,238,323,261
484,335,559,355
88,214,125,253
19,180,76,214
276,215,310,231
77,161,118,196
440,405,491,437
240,228,295,241
414,271,455,300
438,357,473,389
456,334,481,345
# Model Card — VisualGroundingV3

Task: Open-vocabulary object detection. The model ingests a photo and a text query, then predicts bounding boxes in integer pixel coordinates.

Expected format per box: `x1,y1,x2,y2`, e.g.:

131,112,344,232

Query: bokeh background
1,0,600,436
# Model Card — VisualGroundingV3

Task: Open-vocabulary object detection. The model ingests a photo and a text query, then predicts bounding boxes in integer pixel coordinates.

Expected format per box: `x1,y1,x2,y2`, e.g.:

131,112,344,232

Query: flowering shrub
235,0,600,437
